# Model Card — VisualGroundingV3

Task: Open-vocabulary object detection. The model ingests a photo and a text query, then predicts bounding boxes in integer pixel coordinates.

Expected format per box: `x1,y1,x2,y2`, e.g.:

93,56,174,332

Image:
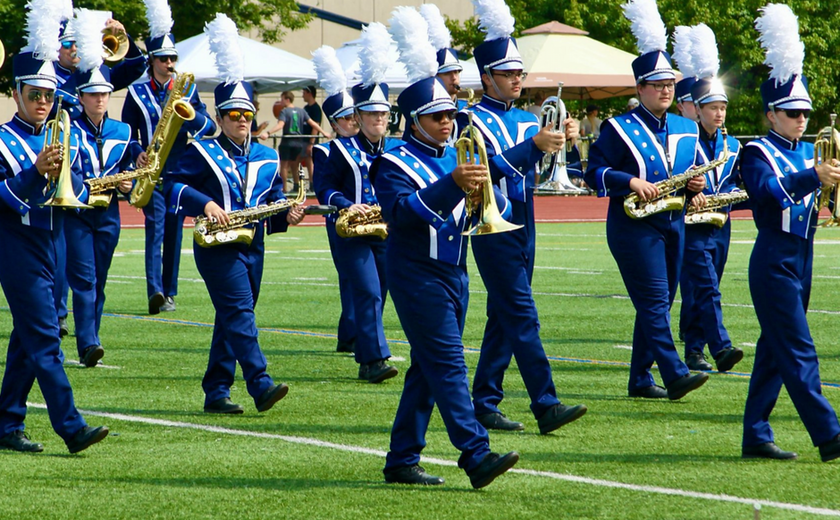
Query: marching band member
65,9,147,368
419,4,466,111
122,0,216,315
678,24,744,373
165,14,301,415
311,45,358,354
315,22,400,384
460,0,587,433
740,4,840,461
671,26,698,123
377,7,518,487
0,3,108,454
584,0,709,400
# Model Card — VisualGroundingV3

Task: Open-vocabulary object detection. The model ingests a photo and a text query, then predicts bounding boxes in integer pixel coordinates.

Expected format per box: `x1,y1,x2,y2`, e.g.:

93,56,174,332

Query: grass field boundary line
24,403,840,517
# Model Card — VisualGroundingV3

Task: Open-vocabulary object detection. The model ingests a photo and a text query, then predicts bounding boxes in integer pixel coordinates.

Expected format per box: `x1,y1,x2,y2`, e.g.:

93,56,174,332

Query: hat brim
356,102,391,112
438,64,463,74
773,99,812,110
696,94,728,105
414,100,457,117
218,100,256,112
330,107,355,119
640,71,676,82
79,84,114,94
150,50,178,57
21,78,58,89
489,60,524,71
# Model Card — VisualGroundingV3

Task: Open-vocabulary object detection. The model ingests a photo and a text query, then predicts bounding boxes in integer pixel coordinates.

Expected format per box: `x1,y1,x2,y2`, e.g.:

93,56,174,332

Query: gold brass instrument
86,167,147,207
534,82,585,196
42,98,92,209
102,27,129,65
0,40,5,70
624,127,731,219
129,71,196,208
685,191,750,228
456,90,522,236
816,113,840,227
194,170,309,247
335,205,389,240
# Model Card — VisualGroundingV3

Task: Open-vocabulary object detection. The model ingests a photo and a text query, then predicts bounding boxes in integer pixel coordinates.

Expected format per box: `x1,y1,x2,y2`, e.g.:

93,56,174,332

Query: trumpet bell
102,28,129,65
463,213,523,236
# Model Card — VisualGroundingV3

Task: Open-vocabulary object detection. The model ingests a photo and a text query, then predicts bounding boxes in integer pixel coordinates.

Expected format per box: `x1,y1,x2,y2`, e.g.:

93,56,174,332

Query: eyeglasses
779,109,811,119
430,110,457,123
492,71,528,81
27,90,55,103
647,82,676,92
60,41,75,49
156,55,178,63
224,110,255,122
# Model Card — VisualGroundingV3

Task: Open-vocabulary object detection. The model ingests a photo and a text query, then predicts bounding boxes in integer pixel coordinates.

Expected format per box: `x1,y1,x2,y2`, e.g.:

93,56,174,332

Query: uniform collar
699,126,718,143
358,134,384,156
82,113,106,136
480,94,513,112
635,104,667,130
55,62,74,77
767,129,799,151
406,132,446,158
11,114,44,136
150,75,173,93
218,133,248,157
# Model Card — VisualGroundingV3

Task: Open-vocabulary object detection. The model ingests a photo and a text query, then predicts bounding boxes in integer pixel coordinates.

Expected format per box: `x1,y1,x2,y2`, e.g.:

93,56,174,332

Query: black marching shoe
0,430,44,452
384,465,445,485
204,397,244,415
819,434,840,462
359,360,398,384
537,403,588,435
628,385,668,399
256,383,290,412
58,316,70,338
81,345,104,368
477,412,525,431
666,372,709,400
336,340,355,353
148,292,165,315
468,451,519,489
685,352,713,371
714,347,744,373
160,296,176,312
66,426,109,454
742,442,798,460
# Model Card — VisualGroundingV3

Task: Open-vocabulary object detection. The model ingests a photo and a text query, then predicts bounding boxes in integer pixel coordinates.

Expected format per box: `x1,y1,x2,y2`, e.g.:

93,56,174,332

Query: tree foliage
0,0,311,94
447,0,840,135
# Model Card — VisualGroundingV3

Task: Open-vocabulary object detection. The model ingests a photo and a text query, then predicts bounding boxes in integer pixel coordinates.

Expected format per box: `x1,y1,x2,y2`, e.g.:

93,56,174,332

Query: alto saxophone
335,204,388,240
194,173,307,248
624,127,731,219
685,191,750,228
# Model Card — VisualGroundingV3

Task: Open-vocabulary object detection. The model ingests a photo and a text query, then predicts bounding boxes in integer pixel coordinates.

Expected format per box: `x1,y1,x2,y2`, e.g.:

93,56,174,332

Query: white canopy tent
334,37,481,93
175,33,317,93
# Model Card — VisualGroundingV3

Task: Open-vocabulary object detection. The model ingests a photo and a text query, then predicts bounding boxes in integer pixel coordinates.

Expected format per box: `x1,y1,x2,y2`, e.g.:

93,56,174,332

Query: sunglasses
779,109,811,119
27,90,55,103
60,41,75,49
156,55,178,63
429,110,457,123
224,110,255,122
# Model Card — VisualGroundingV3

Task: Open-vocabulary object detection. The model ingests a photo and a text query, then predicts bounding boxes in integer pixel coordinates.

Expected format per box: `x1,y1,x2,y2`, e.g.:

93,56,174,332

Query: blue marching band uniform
678,77,744,371
121,30,216,314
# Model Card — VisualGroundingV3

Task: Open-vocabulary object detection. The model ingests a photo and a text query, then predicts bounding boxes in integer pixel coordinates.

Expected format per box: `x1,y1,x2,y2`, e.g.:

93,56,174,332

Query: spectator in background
251,100,269,137
526,90,546,116
301,86,323,189
626,97,640,111
260,91,327,191
581,104,602,139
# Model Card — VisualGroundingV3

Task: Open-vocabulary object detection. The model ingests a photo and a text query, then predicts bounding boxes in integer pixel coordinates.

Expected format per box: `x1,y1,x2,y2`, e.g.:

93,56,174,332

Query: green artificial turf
2,220,840,519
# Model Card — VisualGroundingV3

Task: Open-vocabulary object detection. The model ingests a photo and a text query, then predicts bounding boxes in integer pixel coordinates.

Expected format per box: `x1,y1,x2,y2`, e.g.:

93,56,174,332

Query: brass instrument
456,91,522,236
624,127,731,219
86,167,147,207
42,98,92,209
816,114,840,227
335,205,389,240
129,71,196,208
685,191,750,228
534,82,585,196
102,27,129,65
0,40,5,70
578,135,593,173
194,170,311,247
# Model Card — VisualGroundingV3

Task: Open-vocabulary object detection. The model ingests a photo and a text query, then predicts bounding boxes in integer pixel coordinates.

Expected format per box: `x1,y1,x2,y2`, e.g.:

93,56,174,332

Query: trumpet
624,127,731,219
102,27,129,65
534,83,586,196
456,90,522,236
41,98,92,209
816,113,840,227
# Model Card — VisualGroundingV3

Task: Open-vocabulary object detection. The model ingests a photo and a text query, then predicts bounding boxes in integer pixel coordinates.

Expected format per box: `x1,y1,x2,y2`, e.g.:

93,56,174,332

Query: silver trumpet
534,82,586,196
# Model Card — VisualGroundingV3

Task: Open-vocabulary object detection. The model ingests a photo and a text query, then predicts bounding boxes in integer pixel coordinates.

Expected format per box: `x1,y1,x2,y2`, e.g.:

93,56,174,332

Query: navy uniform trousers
65,203,121,356
679,221,732,358
0,214,88,441
143,187,183,299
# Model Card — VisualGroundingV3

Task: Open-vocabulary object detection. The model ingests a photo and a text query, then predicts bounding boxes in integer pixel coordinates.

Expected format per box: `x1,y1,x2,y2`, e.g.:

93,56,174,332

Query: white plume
358,22,394,88
389,6,438,83
690,23,720,79
312,45,347,97
419,4,452,51
671,26,695,77
205,13,243,85
144,0,173,40
755,3,804,85
622,0,668,55
59,0,73,21
23,0,63,62
472,0,515,41
74,8,105,73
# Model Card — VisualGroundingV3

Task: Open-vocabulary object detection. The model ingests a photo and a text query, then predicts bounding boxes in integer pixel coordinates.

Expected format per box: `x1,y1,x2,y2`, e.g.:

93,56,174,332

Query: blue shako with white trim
624,0,676,83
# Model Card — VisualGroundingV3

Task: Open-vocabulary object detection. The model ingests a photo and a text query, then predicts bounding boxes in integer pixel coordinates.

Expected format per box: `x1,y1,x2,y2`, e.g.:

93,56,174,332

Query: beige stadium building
0,0,476,127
